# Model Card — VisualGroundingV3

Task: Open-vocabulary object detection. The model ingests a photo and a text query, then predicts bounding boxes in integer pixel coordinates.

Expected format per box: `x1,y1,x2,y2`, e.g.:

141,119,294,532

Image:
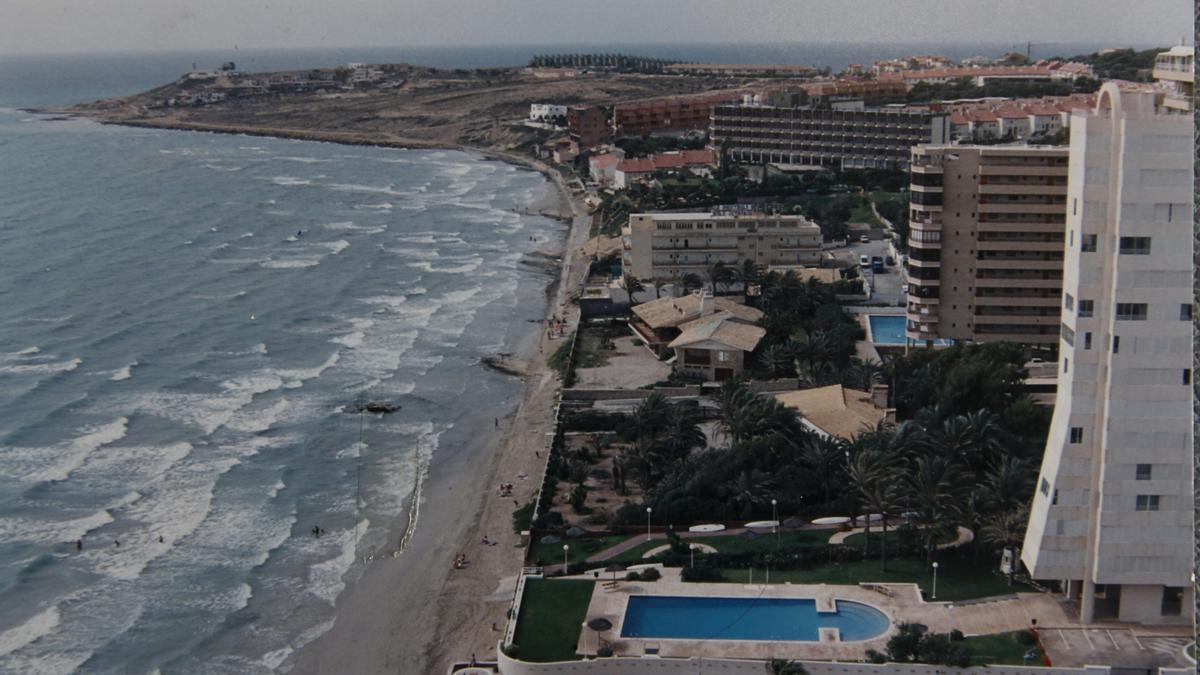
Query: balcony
978,184,1066,196
978,164,1068,177
976,258,1062,270
977,202,1065,215
976,240,1065,252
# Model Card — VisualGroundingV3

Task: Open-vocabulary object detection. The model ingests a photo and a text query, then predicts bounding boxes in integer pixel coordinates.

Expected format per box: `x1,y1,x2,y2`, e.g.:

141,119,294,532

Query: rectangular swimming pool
867,314,951,346
620,596,890,642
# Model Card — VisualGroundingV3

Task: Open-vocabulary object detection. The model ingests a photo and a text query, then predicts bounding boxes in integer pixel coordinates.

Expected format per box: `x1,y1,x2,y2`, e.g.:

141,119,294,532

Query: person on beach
76,539,82,551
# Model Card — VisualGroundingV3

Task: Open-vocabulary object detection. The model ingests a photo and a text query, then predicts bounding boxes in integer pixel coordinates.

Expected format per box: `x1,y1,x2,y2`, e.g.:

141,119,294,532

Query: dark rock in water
346,402,401,414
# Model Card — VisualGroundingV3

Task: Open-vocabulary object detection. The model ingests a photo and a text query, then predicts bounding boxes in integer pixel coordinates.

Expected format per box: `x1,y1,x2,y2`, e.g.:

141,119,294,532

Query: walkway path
582,524,837,564
828,525,974,550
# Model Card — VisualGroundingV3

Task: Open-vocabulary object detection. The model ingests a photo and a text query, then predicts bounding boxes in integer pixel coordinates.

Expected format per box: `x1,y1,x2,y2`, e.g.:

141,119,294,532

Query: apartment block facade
710,105,949,169
624,212,822,281
1152,45,1194,114
905,145,1069,346
567,105,609,149
1021,84,1194,625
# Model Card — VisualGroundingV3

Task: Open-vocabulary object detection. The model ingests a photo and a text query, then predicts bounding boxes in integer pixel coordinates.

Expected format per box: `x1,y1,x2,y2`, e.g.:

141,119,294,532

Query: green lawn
511,579,595,662
848,196,882,227
528,535,628,566
716,549,1030,602
603,529,833,564
963,631,1040,665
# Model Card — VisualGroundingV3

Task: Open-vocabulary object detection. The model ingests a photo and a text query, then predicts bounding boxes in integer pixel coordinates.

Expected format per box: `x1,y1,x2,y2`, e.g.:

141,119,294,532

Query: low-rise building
774,384,893,440
630,292,763,358
662,63,817,78
878,62,1093,87
529,103,568,123
710,103,949,170
905,144,1069,347
587,150,625,186
624,210,822,282
613,91,743,137
613,149,714,189
668,310,766,382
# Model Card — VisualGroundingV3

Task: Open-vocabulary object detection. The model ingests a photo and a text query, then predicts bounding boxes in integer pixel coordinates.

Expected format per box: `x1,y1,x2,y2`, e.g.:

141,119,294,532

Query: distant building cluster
152,62,404,108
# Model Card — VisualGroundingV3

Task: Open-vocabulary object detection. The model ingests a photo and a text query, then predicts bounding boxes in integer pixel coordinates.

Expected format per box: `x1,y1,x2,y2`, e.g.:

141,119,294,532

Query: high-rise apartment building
624,211,822,281
1021,84,1194,625
1152,45,1194,114
905,145,1069,347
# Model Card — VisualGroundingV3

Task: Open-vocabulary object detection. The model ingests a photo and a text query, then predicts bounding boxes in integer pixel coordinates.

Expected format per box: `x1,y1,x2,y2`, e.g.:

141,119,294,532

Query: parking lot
830,237,906,307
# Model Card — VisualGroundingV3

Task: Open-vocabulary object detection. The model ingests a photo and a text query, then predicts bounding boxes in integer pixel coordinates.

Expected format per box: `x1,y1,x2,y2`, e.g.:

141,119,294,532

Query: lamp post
563,544,570,575
931,561,939,600
689,544,695,568
645,507,652,542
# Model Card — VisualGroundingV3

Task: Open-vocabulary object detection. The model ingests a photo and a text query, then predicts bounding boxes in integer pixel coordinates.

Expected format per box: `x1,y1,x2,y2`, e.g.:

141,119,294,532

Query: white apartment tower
1021,84,1194,625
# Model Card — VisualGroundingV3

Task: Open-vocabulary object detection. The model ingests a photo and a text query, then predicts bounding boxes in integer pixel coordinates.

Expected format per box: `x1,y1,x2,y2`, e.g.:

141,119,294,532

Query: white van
859,255,870,267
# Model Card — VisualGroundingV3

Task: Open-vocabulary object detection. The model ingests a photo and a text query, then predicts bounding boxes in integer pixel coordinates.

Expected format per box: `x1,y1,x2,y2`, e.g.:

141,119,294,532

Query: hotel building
624,211,822,282
1151,45,1194,114
710,104,949,170
1021,83,1194,625
905,145,1069,347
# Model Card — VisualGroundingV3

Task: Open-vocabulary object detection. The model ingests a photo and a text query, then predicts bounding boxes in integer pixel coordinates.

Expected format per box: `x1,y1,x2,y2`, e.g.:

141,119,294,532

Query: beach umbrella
586,617,613,632
604,563,625,583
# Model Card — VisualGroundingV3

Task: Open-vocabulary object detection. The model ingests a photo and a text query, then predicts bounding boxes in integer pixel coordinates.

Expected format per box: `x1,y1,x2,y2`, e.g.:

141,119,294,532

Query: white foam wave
0,606,60,658
261,258,320,269
324,240,350,255
271,176,311,186
0,358,81,375
352,203,392,210
278,156,330,164
333,331,365,349
306,524,364,605
109,361,137,381
0,417,129,483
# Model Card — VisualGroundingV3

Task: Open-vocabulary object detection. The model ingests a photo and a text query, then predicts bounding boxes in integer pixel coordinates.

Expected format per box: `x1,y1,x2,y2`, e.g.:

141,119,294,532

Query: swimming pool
867,314,951,346
620,596,890,642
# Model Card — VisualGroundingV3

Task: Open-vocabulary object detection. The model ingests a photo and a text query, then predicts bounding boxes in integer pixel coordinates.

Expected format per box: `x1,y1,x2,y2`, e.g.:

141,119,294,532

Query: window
1081,234,1097,252
1184,369,1192,386
1077,300,1094,318
1136,464,1152,480
1040,478,1050,496
1162,587,1184,616
1181,304,1192,321
1115,303,1148,321
1068,427,1083,443
1063,357,1069,373
1051,489,1059,505
1135,495,1160,511
1112,335,1120,353
717,351,730,363
1083,332,1092,350
1118,237,1151,255
1064,293,1074,311
1060,324,1075,346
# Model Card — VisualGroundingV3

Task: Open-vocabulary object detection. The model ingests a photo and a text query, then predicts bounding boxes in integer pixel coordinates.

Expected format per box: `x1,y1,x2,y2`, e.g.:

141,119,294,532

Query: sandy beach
288,153,590,675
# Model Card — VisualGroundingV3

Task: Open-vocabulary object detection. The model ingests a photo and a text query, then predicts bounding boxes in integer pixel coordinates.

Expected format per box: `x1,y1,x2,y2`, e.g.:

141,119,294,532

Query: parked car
858,234,870,243
871,256,884,272
885,256,896,266
859,255,870,267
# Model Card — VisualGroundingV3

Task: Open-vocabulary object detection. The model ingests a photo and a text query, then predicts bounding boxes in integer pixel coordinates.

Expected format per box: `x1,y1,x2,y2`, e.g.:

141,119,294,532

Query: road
829,237,906,307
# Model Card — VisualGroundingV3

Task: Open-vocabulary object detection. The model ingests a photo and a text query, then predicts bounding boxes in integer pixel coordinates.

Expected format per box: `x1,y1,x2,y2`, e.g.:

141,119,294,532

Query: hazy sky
0,0,1190,55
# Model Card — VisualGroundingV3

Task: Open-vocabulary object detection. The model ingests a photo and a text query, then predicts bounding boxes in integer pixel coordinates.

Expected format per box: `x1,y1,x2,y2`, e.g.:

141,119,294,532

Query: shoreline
43,112,575,221
247,124,586,673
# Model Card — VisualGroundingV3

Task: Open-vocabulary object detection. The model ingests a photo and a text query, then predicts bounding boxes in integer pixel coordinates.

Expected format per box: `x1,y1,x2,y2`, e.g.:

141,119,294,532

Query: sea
0,40,1119,674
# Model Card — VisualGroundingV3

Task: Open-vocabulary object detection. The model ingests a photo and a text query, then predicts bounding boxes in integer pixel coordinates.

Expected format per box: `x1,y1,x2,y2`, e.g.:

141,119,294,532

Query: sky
0,0,1191,56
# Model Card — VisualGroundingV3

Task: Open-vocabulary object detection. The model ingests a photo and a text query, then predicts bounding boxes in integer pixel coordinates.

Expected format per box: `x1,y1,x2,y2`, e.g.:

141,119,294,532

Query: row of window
1066,298,1191,322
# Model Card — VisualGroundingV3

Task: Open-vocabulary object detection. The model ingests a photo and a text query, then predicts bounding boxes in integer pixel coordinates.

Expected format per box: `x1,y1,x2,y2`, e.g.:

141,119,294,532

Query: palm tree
980,506,1029,585
622,273,645,305
860,475,904,571
706,260,734,295
739,259,764,301
797,434,847,506
977,456,1035,515
843,358,884,391
757,342,796,379
720,470,775,519
680,272,704,293
903,455,967,561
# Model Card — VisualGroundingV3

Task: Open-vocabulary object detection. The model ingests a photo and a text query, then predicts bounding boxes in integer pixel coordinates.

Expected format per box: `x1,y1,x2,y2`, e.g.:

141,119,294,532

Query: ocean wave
0,605,59,658
277,156,331,164
352,203,392,210
0,417,129,483
0,358,81,376
270,176,312,186
260,258,320,269
326,182,409,197
305,524,364,605
109,361,137,381
405,258,482,274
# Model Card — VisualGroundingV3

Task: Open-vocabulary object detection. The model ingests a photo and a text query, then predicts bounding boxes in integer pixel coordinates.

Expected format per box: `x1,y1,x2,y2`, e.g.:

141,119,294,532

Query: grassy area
528,535,628,566
963,631,1040,666
574,329,616,368
848,195,882,227
511,579,595,662
841,529,956,547
716,549,1030,602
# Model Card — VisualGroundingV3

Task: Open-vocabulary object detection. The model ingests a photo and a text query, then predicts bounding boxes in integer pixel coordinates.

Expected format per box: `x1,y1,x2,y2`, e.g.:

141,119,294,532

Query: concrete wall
495,646,1115,675
561,387,702,402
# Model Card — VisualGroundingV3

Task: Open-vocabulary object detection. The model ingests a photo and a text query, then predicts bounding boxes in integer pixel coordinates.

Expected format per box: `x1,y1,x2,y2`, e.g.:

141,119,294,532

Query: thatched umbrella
604,563,625,583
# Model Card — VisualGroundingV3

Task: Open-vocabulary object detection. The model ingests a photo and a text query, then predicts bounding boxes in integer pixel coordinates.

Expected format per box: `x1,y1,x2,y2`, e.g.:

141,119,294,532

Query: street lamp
563,544,570,575
771,499,778,533
931,561,939,600
645,507,653,542
689,544,696,568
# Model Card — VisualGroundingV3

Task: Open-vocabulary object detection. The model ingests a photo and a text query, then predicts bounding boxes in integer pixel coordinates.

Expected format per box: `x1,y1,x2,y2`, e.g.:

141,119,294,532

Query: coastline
266,127,587,674
51,113,575,221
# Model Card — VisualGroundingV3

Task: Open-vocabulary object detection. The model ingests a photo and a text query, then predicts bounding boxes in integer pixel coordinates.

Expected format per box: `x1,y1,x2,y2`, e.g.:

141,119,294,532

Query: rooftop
632,293,763,330
774,384,888,440
667,312,767,352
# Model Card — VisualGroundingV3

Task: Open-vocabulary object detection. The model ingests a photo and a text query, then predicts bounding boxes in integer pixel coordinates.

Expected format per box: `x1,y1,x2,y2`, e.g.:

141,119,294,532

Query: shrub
501,643,519,658
950,628,965,642
625,571,641,581
1016,629,1038,646
639,567,662,581
512,501,534,533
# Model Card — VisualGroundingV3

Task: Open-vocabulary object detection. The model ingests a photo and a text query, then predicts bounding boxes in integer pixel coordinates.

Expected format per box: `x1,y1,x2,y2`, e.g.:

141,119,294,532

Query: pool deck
573,566,1080,661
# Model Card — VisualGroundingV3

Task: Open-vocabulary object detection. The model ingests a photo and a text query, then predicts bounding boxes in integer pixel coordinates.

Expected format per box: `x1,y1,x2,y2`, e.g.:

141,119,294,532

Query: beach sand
289,157,589,674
